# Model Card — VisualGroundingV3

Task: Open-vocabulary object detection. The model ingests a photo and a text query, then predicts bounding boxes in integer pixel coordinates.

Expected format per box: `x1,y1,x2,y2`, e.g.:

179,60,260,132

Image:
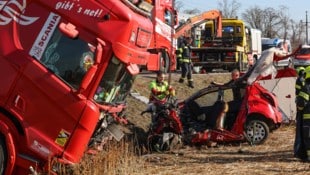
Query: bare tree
241,6,264,29
217,0,241,18
241,6,284,38
175,1,183,12
290,20,306,47
175,0,200,15
262,7,284,38
277,6,290,40
241,5,305,48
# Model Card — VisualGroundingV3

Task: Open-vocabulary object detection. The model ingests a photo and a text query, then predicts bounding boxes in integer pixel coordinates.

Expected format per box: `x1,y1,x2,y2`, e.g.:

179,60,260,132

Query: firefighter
294,66,307,160
178,37,194,88
295,67,306,95
296,65,310,161
176,37,184,71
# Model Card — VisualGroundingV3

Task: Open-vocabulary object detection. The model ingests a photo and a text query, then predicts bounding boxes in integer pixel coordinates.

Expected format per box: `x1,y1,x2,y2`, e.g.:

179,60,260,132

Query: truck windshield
38,29,95,89
37,29,135,104
94,56,136,104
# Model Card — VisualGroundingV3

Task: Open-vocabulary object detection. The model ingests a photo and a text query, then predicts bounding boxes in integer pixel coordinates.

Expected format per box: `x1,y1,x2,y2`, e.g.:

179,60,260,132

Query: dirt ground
125,72,310,175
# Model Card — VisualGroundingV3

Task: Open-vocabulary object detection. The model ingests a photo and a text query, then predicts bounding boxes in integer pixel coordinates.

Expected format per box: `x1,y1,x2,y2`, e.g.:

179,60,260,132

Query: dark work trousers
294,111,307,159
302,116,310,160
180,62,192,81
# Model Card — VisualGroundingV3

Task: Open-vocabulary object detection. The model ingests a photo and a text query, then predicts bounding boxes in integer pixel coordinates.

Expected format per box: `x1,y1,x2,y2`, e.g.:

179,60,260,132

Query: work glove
168,86,176,96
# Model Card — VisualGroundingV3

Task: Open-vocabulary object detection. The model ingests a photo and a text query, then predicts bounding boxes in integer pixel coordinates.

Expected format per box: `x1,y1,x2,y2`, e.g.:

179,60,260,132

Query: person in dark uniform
178,37,194,88
176,37,184,71
294,66,307,160
296,65,310,161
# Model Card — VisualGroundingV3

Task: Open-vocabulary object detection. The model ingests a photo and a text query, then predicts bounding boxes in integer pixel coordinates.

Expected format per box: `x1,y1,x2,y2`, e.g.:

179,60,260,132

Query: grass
71,139,145,175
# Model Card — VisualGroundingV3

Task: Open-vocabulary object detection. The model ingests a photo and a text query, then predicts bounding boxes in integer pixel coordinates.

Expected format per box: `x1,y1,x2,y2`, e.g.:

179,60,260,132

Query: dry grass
71,140,145,175
74,72,310,175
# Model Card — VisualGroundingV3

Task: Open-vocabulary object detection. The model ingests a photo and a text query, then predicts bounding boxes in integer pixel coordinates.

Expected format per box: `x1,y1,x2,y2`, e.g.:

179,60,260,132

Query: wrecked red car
179,73,283,145
178,46,303,146
293,45,310,67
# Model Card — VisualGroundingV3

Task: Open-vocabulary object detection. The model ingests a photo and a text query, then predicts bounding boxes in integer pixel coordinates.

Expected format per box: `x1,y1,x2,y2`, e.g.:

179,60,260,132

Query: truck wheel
245,119,269,145
0,136,7,175
159,51,169,73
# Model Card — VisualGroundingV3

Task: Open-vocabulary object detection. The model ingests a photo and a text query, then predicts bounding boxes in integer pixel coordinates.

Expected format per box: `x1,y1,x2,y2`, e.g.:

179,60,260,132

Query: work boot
188,81,194,88
179,78,184,83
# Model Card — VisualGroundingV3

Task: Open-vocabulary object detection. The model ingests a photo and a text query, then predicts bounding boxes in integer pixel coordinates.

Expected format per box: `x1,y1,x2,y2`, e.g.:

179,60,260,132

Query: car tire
245,119,269,145
0,136,7,175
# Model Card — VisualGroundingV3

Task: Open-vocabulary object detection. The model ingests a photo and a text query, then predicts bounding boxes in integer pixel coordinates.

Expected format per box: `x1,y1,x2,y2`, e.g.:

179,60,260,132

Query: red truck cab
142,0,178,72
0,0,152,174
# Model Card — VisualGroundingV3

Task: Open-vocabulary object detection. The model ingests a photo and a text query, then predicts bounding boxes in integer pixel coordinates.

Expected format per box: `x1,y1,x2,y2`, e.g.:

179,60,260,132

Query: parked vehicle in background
174,9,223,47
140,0,178,72
293,45,310,67
0,0,156,174
174,9,223,73
190,18,261,72
261,37,292,67
248,28,262,61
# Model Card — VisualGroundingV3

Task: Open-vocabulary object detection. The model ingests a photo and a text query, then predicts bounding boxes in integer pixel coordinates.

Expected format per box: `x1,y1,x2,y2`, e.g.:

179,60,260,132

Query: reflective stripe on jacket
296,78,305,95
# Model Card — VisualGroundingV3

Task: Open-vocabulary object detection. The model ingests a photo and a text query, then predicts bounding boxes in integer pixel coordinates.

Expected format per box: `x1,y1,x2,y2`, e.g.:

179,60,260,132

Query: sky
179,0,310,22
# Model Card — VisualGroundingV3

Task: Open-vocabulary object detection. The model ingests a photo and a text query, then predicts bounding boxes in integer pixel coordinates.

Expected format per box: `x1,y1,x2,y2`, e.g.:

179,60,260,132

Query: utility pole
301,11,309,44
306,11,308,44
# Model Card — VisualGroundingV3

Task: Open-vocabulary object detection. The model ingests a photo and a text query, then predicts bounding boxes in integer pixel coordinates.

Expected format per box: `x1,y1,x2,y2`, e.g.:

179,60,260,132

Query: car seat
213,101,229,130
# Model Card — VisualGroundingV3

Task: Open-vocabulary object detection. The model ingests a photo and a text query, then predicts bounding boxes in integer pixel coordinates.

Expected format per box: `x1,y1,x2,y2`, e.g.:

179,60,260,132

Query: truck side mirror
59,22,79,38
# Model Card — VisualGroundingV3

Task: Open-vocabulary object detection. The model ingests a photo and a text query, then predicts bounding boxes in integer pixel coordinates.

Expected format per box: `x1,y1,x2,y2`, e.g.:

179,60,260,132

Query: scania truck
0,0,155,174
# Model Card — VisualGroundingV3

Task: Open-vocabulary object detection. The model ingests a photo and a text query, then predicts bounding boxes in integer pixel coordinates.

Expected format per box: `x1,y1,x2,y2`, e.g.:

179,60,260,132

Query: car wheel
0,136,7,175
245,120,269,145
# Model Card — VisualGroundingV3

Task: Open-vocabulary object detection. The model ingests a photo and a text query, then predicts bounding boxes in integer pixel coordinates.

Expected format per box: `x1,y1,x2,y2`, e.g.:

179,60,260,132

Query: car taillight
136,28,152,48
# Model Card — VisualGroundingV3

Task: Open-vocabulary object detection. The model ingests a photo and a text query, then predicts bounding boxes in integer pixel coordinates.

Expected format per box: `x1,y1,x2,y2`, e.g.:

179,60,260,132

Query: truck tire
245,119,269,145
159,51,170,73
0,136,7,175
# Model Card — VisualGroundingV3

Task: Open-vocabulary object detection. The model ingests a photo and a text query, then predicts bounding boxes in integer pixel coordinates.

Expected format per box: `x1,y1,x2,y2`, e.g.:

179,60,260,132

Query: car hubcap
246,122,266,142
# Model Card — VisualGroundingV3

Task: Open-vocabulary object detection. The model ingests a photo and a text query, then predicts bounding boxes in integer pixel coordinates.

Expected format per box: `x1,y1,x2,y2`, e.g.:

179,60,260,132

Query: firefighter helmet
304,66,310,79
296,66,305,77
